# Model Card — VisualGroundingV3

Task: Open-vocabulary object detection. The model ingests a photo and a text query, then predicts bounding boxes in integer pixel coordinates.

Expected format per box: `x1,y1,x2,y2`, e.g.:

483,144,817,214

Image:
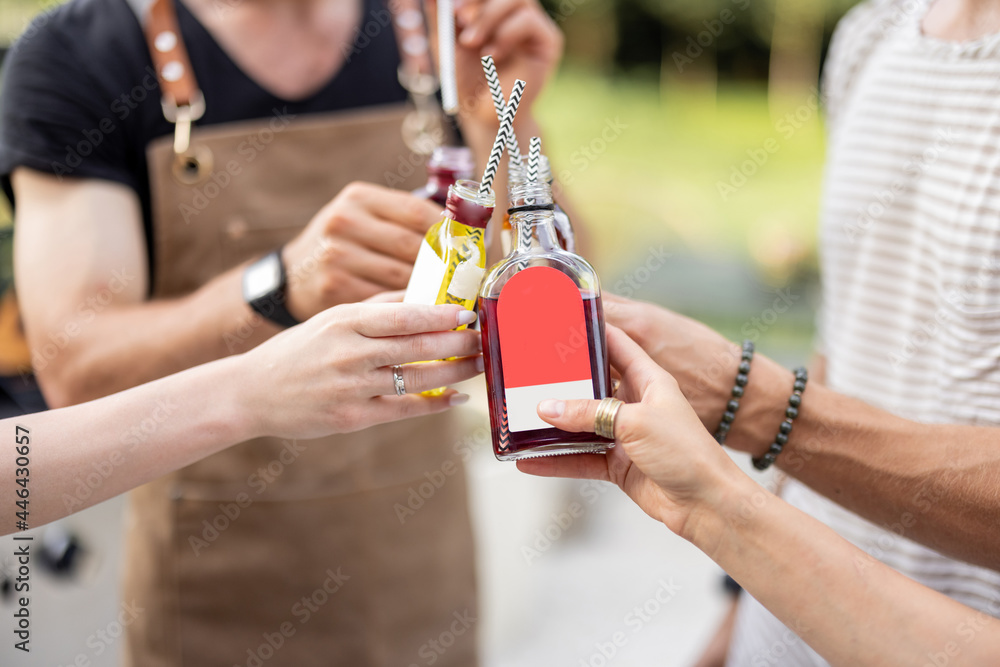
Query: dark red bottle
413,146,475,206
479,180,612,461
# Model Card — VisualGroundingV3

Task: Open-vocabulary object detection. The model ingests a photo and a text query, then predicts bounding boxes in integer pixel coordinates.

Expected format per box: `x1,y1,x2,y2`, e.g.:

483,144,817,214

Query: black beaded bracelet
752,367,808,471
714,340,754,445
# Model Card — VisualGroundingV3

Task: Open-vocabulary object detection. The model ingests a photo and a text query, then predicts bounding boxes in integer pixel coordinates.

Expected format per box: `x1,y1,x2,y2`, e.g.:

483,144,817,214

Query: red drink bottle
412,146,476,206
479,179,612,461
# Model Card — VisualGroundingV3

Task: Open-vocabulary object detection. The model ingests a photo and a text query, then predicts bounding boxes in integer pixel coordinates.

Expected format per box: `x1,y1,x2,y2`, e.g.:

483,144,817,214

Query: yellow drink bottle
403,179,495,395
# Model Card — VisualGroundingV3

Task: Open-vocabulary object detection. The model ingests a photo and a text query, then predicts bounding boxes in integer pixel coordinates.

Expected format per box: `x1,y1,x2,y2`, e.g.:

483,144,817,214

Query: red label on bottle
497,266,595,432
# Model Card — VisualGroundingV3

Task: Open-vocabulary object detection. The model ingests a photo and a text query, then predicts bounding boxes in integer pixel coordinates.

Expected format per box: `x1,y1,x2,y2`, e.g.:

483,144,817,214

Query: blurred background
0,0,860,665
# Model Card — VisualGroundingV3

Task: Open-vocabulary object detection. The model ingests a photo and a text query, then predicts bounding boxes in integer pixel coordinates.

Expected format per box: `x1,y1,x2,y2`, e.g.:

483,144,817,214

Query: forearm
726,353,1000,571
1,355,255,534
687,473,1000,666
40,264,280,406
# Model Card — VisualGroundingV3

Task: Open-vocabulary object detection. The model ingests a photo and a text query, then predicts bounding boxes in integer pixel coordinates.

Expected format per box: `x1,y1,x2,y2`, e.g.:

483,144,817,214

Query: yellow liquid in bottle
409,216,487,396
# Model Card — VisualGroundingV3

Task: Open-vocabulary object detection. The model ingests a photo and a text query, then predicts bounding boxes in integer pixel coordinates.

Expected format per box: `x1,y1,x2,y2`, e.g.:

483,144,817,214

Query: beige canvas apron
121,3,477,665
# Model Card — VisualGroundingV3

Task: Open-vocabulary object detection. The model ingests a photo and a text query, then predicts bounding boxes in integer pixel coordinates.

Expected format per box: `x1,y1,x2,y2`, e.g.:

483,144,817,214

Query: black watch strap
243,250,300,329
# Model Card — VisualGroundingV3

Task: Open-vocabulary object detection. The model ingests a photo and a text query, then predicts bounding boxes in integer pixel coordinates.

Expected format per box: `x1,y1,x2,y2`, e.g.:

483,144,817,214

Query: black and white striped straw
438,0,458,114
478,79,525,197
480,55,523,167
527,137,542,182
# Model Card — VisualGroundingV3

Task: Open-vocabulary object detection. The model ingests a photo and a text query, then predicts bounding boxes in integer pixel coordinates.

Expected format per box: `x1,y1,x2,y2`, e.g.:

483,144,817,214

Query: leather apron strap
121,2,479,665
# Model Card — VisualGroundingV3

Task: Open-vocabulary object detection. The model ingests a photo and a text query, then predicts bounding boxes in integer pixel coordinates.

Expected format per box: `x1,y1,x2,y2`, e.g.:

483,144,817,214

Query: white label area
404,240,447,305
504,379,596,432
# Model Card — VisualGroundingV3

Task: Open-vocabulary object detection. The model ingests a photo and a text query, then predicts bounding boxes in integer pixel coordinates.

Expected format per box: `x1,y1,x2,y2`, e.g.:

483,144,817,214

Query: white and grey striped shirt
729,1,1000,664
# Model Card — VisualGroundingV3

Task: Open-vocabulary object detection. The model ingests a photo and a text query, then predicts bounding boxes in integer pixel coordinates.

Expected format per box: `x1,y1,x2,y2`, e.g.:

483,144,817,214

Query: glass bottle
412,146,476,206
479,180,612,461
502,156,576,255
404,179,493,395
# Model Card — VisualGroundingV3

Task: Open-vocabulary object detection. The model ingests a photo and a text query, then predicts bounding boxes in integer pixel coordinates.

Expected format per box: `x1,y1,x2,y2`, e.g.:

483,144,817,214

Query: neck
923,0,1000,41
512,212,561,253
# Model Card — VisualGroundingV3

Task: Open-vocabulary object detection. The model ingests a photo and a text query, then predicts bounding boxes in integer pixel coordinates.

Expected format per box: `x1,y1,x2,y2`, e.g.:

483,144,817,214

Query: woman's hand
239,302,482,440
517,326,743,538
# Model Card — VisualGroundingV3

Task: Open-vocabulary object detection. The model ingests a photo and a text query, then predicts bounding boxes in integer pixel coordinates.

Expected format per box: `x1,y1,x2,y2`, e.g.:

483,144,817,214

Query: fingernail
475,356,484,372
460,28,477,45
476,335,483,352
449,393,470,406
538,400,564,418
457,309,477,326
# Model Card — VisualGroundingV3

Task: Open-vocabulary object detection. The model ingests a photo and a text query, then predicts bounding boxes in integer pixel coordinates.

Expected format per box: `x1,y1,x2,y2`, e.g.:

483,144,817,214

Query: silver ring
392,365,406,396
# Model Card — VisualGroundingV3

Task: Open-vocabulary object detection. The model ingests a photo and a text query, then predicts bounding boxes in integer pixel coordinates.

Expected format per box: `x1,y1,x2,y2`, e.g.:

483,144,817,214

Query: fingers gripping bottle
404,179,495,394
412,146,476,206
479,180,612,460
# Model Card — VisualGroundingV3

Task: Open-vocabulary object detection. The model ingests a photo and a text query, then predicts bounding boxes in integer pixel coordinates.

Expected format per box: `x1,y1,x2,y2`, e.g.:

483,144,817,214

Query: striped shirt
728,1,1000,664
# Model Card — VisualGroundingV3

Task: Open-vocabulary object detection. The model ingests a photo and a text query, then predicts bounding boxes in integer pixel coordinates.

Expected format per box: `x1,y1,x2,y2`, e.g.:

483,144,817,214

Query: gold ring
594,397,624,440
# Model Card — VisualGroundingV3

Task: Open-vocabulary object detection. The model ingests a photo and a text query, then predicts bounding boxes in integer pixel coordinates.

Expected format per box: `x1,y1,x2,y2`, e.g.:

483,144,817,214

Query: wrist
679,462,762,557
220,353,268,442
723,354,794,458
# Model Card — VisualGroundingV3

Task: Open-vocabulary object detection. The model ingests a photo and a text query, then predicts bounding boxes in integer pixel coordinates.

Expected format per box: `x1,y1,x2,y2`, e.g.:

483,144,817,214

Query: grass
535,68,827,281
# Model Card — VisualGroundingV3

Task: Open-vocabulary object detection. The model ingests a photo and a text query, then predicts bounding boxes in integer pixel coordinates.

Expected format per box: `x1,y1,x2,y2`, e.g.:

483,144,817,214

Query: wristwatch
242,249,300,328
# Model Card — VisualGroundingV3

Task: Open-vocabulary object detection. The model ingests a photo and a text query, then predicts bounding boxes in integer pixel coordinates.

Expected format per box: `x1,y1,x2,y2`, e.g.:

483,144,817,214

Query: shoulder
2,0,150,108
822,0,915,126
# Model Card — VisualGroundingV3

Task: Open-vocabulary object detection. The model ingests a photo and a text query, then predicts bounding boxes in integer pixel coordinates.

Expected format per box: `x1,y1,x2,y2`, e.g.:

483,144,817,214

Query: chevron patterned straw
481,55,523,167
527,136,542,182
438,0,458,114
478,79,525,197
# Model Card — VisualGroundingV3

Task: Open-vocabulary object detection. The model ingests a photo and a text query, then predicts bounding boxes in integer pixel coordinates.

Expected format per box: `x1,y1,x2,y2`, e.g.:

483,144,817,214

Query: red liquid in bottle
480,293,613,459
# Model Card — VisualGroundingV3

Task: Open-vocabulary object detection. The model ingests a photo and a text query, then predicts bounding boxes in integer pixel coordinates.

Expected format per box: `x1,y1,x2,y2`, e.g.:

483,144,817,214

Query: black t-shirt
0,0,407,276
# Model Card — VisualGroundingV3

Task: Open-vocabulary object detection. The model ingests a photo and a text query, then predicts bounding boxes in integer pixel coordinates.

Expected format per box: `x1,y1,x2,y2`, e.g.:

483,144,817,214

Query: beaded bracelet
714,340,754,445
752,367,808,471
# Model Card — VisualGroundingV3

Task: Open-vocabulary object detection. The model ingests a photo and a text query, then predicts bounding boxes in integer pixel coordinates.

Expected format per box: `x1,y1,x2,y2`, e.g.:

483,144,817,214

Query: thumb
537,398,602,434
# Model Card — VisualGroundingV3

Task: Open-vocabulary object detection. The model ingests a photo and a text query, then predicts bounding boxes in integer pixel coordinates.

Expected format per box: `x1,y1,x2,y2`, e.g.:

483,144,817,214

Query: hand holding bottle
240,302,483,439
282,182,445,321
516,325,743,538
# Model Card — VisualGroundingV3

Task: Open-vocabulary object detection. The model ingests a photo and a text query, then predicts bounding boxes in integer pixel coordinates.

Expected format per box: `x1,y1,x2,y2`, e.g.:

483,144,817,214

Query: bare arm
13,171,279,406
519,328,1000,667
605,295,1000,572
13,169,440,407
0,301,482,534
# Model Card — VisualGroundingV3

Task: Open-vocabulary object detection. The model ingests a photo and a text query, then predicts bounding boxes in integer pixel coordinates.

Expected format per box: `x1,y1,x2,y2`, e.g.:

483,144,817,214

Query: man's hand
281,182,443,321
425,0,563,134
602,293,791,456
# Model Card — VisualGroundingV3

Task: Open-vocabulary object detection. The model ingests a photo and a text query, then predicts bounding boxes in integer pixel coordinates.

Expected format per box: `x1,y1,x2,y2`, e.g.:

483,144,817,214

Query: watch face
245,254,282,301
